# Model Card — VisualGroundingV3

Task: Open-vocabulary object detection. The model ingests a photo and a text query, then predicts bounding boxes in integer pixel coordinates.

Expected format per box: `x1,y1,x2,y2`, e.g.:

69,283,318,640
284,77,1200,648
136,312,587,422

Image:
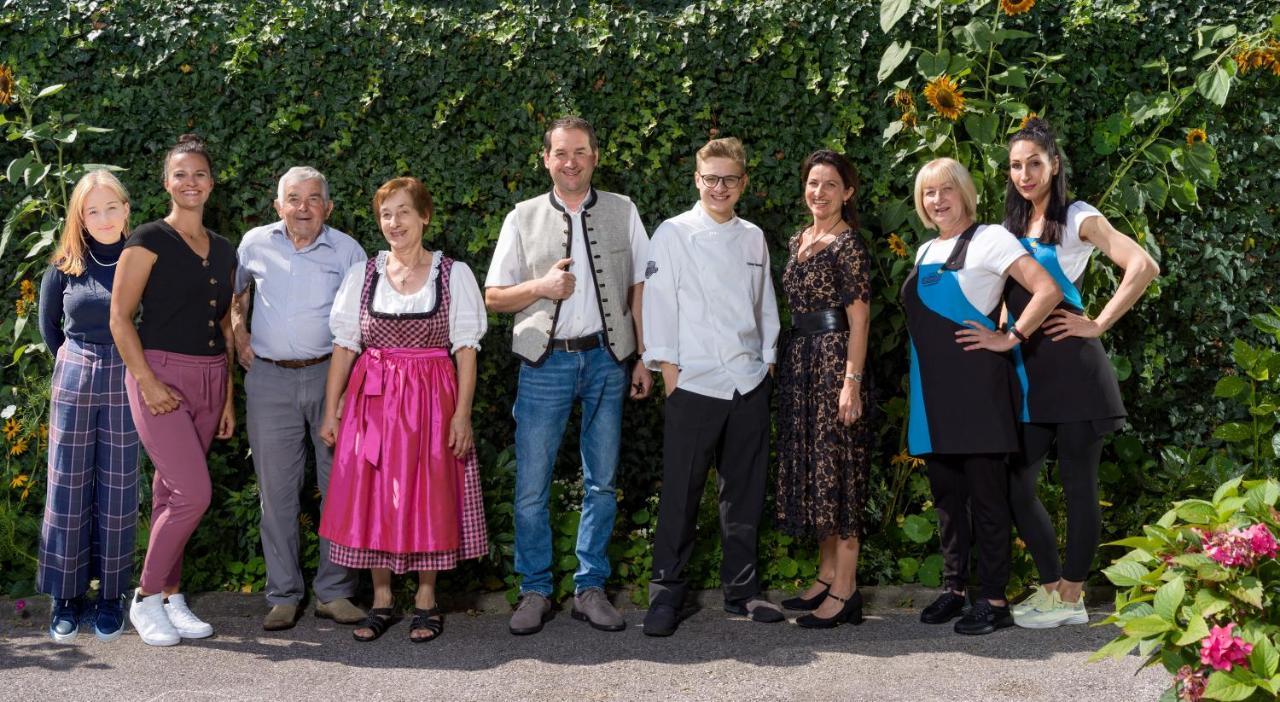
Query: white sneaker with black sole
164,593,214,639
129,589,181,646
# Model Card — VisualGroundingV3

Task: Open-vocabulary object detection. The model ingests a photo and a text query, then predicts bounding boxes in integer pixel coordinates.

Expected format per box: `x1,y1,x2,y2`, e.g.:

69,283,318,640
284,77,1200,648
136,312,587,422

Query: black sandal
409,607,444,643
352,607,397,642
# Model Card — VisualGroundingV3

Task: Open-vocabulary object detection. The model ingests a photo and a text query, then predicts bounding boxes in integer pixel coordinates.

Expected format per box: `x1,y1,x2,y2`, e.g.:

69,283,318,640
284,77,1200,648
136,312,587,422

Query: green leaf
1103,560,1149,587
918,554,944,587
902,513,935,543
1153,577,1184,622
917,49,951,79
880,0,912,33
1122,614,1173,637
1229,577,1263,608
1089,635,1139,662
1214,376,1248,399
990,66,1027,88
1143,176,1168,211
1195,66,1231,107
1175,500,1217,524
35,83,67,99
1202,670,1256,701
963,112,997,145
1213,423,1252,443
777,557,799,578
1175,610,1210,645
898,556,920,581
1212,477,1242,503
878,41,913,83
1249,636,1278,678
631,508,650,525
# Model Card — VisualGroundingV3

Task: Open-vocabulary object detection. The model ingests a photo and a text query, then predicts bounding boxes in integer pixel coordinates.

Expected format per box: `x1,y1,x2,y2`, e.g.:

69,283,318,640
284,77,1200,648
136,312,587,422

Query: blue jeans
513,344,626,596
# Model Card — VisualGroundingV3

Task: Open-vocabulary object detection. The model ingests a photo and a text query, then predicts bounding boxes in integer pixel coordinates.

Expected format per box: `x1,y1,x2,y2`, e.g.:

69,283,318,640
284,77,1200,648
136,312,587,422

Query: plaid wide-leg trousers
38,339,140,600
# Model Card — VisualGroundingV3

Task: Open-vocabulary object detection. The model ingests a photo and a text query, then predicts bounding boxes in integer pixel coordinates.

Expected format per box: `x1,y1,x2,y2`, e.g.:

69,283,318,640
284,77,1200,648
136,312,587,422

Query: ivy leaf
1213,422,1252,443
878,40,912,83
1202,670,1256,701
1195,66,1231,107
1213,376,1247,399
880,0,911,33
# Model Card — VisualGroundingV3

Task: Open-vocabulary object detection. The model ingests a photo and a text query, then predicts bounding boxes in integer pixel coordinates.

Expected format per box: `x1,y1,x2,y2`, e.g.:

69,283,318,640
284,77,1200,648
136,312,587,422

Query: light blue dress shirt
235,222,367,361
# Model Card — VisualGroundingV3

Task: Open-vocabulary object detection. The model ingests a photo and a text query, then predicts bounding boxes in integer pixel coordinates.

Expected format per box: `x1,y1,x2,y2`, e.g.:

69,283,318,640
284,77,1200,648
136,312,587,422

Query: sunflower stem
981,1,1002,104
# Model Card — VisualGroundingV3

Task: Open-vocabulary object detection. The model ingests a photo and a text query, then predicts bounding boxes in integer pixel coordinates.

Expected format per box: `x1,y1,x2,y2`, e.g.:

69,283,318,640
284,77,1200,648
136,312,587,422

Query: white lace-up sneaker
129,589,180,647
164,593,214,639
1014,590,1089,629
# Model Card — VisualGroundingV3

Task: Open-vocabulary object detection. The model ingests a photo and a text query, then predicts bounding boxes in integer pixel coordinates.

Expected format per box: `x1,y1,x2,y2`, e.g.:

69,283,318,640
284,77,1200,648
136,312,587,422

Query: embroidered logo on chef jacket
645,260,659,279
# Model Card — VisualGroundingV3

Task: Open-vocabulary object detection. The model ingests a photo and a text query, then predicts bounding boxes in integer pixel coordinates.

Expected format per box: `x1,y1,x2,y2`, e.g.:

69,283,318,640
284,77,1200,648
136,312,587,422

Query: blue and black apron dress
1005,233,1125,433
903,225,1022,456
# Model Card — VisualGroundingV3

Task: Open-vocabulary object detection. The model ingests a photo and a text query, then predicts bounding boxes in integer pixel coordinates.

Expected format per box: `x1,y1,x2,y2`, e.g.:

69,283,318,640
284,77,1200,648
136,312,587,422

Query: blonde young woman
37,169,139,642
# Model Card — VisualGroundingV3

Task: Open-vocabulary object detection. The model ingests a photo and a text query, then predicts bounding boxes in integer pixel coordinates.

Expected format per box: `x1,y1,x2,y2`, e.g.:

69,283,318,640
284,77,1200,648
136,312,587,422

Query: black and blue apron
902,224,1022,456
1005,223,1125,429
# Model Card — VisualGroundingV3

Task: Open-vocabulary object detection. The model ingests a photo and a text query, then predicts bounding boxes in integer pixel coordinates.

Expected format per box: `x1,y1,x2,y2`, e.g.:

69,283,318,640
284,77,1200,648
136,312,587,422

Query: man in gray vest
485,116,651,635
232,166,368,631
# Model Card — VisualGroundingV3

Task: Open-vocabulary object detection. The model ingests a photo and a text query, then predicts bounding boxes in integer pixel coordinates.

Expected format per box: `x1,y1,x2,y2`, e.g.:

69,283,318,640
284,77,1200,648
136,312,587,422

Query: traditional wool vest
510,189,637,365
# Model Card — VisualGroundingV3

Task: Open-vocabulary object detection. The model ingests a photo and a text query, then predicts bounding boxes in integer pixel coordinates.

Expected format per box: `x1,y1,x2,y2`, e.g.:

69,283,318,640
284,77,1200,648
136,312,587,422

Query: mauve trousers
125,349,227,594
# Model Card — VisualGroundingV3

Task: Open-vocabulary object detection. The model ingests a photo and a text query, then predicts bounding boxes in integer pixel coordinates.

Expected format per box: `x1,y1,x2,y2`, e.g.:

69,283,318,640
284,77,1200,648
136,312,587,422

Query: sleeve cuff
450,340,482,353
642,347,678,371
762,349,778,364
333,338,362,354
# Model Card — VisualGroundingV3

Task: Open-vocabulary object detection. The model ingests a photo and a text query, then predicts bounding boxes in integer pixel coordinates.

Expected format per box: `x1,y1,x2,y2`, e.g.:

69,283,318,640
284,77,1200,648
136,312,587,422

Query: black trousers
1008,421,1105,584
925,454,1011,601
649,378,771,608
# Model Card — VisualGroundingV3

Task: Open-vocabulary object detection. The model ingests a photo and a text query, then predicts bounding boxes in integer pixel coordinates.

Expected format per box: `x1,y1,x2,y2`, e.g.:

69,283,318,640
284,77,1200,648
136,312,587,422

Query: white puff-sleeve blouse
329,250,487,354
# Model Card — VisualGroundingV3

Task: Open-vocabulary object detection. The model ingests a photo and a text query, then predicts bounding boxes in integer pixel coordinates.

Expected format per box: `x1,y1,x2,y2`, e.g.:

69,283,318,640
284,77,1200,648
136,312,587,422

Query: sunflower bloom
9,437,29,456
1186,128,1207,146
890,448,925,469
15,299,29,317
900,111,918,129
923,75,965,121
893,89,915,110
888,233,908,258
3,418,19,441
19,279,36,303
0,64,13,106
1019,112,1039,130
999,0,1035,15
9,473,28,489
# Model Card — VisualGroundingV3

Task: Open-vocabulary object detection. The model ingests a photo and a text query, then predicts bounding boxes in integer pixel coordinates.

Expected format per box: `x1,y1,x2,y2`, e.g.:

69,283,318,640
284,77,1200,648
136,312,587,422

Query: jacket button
209,299,216,307
208,320,215,328
595,269,602,273
202,260,209,268
208,340,215,347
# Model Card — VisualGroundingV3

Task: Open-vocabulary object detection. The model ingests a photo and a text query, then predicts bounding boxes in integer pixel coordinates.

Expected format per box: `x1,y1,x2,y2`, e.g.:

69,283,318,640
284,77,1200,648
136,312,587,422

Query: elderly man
485,116,652,635
232,167,367,631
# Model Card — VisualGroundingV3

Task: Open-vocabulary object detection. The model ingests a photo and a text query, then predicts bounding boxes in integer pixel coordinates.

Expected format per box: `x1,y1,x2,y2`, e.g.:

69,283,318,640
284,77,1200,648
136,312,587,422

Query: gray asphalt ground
2,589,1168,702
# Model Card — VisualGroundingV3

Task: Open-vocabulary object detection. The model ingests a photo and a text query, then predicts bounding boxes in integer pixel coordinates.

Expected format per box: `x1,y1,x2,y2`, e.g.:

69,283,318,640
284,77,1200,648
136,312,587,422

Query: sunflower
9,473,28,489
1235,48,1266,75
887,233,908,258
889,448,925,469
9,437,29,456
2,418,19,441
1019,111,1039,130
1186,128,1207,146
900,111,918,129
923,74,965,121
15,298,29,317
999,0,1035,16
892,89,915,110
0,65,13,106
1265,39,1280,77
19,279,36,303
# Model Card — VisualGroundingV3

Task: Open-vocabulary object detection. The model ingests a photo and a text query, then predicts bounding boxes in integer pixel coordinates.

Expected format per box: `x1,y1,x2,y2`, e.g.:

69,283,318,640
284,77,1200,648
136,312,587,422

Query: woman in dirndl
318,176,487,643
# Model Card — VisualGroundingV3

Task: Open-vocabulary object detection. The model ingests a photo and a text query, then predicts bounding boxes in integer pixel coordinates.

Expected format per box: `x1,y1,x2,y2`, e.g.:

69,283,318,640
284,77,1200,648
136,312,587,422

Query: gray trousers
245,359,356,606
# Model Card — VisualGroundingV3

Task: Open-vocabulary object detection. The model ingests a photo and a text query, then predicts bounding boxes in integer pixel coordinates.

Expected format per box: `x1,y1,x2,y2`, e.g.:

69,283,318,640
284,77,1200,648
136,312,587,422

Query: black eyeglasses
698,173,743,189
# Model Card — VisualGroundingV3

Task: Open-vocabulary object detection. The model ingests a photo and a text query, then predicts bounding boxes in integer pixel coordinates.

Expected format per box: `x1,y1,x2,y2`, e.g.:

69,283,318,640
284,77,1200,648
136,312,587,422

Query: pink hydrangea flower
1199,622,1253,672
1244,523,1278,559
1201,529,1255,568
1174,665,1206,702
13,599,25,614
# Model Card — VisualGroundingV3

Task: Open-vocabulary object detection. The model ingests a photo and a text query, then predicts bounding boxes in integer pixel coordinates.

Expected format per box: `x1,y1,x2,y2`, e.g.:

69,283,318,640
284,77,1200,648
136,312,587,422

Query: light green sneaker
1014,590,1089,629
1010,587,1051,618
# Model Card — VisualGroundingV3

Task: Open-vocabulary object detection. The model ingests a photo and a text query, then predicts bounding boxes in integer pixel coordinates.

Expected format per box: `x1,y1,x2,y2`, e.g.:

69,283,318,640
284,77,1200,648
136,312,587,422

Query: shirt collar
271,221,334,252
549,187,598,216
691,201,738,231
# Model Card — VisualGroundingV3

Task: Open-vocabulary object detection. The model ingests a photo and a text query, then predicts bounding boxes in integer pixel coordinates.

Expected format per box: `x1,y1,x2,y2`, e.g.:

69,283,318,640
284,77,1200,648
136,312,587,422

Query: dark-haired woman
318,177,488,643
1002,118,1158,628
38,169,138,643
776,150,872,628
110,134,237,647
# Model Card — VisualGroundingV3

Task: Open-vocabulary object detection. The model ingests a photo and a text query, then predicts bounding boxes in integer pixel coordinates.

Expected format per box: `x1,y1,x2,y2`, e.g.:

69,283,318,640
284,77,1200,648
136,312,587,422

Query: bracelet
1009,326,1029,343
844,371,864,384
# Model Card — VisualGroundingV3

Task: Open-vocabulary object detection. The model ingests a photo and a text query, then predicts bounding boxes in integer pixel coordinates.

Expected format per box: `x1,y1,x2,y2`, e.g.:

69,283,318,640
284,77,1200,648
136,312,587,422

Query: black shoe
643,603,679,637
724,596,785,623
781,579,831,611
796,590,864,629
954,599,1014,635
920,591,967,624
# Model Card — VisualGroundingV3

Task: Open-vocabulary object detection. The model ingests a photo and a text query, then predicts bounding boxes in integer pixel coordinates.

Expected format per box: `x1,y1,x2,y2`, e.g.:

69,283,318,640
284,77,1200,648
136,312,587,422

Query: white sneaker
164,593,214,639
129,589,181,647
1010,586,1052,617
1014,590,1089,629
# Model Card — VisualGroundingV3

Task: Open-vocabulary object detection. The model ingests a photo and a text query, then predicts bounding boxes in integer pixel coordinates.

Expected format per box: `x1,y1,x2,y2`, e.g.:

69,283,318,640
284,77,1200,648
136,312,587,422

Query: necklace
798,221,847,262
388,249,428,289
87,245,118,268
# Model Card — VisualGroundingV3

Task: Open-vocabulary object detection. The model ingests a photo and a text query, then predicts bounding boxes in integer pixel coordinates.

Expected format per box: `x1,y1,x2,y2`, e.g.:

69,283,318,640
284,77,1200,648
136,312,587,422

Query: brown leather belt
549,334,603,352
259,353,332,369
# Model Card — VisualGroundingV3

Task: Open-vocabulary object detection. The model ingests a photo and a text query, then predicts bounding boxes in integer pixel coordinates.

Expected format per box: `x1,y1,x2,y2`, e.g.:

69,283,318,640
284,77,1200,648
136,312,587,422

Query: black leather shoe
797,590,864,629
781,579,831,611
724,596,785,623
954,599,1014,635
643,604,679,637
920,591,967,624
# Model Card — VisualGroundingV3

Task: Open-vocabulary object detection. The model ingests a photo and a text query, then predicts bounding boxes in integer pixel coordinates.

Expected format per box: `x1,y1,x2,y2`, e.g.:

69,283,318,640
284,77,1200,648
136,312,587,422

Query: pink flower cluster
1200,622,1253,672
1199,523,1279,569
1175,665,1207,702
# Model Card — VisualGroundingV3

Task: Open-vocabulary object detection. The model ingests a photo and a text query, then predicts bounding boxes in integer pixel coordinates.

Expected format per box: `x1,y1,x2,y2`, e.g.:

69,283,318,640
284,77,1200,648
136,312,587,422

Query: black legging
1008,421,1104,584
926,454,1010,601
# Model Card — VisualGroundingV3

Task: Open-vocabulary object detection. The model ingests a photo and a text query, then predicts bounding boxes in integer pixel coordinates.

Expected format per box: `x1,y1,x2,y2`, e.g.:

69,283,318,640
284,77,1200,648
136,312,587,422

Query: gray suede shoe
571,587,625,632
315,598,366,625
263,604,299,631
509,592,553,636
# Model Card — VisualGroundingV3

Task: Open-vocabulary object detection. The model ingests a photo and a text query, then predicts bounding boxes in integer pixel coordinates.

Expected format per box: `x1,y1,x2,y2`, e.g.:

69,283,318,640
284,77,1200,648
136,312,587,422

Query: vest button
208,320,215,328
209,299,216,307
208,340,216,347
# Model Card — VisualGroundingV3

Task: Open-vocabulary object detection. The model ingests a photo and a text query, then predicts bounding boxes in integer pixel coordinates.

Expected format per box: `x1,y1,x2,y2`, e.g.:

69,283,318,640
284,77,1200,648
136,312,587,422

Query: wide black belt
791,308,849,336
549,333,603,352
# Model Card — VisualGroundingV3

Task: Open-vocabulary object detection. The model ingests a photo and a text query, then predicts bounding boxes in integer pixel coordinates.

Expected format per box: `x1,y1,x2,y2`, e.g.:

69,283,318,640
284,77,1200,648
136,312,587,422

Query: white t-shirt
330,251,487,354
914,224,1028,316
484,190,649,339
1024,201,1103,283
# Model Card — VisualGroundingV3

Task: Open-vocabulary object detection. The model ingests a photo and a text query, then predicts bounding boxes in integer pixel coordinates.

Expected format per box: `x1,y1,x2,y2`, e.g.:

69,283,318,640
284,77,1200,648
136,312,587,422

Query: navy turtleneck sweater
38,234,126,356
